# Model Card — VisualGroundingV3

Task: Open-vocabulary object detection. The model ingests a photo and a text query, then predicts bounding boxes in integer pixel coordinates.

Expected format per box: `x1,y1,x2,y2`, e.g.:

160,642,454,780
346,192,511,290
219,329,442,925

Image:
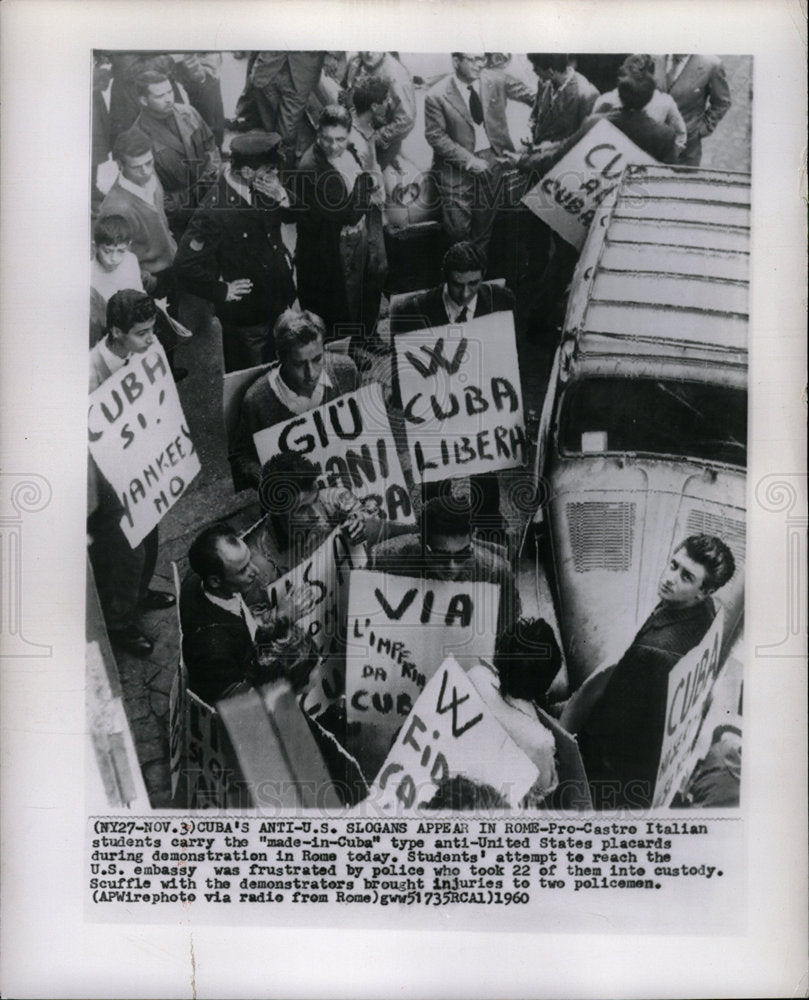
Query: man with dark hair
524,53,600,158
99,128,177,287
578,534,736,810
88,290,175,658
131,70,220,235
229,309,360,490
424,52,533,251
174,131,296,373
390,241,514,334
389,241,515,543
343,51,417,168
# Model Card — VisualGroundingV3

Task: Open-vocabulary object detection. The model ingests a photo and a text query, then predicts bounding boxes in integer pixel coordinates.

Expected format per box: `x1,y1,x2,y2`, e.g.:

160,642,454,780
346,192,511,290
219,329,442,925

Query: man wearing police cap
174,131,296,372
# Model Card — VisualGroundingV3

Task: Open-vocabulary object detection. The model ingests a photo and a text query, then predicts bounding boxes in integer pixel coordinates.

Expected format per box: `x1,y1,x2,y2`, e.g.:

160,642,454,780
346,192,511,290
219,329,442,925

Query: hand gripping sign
345,569,500,778
653,609,726,807
88,342,200,546
370,656,538,811
395,311,526,484
253,382,415,524
521,117,658,249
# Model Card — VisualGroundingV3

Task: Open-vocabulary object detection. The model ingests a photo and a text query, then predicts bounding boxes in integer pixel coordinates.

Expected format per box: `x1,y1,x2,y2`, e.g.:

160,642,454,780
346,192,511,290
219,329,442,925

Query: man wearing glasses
424,52,533,253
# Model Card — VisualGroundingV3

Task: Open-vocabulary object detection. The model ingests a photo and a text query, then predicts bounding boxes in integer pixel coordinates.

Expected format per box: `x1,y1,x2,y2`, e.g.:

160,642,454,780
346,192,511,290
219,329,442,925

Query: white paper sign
395,311,526,484
345,570,499,776
521,117,658,249
253,382,414,523
88,342,200,546
371,656,538,811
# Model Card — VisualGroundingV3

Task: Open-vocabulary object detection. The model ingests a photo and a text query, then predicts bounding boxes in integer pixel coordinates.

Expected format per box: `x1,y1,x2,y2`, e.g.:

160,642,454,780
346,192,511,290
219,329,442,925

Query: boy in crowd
90,214,145,346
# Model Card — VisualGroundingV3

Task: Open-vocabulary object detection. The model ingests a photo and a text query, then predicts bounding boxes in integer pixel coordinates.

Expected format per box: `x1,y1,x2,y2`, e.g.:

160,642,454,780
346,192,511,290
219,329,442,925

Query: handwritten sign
253,382,414,524
653,609,725,807
522,118,658,249
345,570,499,776
371,656,538,810
395,311,526,484
257,527,367,719
88,343,200,546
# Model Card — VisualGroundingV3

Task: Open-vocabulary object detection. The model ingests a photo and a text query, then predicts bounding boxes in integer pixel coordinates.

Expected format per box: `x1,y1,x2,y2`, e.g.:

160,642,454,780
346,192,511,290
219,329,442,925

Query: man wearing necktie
653,54,731,166
424,52,533,255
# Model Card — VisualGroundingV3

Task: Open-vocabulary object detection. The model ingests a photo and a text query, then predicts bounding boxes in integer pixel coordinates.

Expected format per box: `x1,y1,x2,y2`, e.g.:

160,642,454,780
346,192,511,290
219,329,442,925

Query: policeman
174,131,296,372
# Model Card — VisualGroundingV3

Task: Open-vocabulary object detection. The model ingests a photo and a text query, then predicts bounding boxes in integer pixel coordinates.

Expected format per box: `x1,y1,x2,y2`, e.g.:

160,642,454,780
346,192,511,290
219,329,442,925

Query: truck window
560,377,747,467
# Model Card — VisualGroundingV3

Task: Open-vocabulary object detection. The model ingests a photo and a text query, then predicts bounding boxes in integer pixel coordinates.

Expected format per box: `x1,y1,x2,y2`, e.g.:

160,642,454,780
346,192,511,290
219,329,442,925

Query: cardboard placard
371,656,538,811
395,311,526,483
88,342,200,546
253,382,415,524
260,527,367,719
521,117,658,249
653,609,725,807
345,570,499,777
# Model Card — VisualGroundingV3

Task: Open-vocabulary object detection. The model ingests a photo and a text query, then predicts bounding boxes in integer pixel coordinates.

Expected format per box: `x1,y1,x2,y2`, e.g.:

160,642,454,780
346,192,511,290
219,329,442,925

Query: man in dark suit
390,242,515,544
578,534,736,810
424,52,533,252
653,54,731,166
390,240,515,336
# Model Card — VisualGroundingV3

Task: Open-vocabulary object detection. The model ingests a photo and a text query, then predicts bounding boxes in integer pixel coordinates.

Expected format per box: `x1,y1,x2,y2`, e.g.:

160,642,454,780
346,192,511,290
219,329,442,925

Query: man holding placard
87,290,176,658
229,309,359,490
577,534,736,810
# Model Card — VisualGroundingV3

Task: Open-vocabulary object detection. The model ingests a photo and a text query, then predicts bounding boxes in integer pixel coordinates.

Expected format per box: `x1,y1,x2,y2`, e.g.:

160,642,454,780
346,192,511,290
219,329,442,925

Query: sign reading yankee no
395,311,527,483
88,342,200,547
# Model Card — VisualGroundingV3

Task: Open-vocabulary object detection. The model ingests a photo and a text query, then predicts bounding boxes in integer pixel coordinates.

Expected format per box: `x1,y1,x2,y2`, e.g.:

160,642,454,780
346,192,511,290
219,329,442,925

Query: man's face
120,150,155,187
317,124,349,160
281,338,324,397
426,530,474,580
445,268,483,308
287,484,321,537
96,241,130,273
370,98,390,127
360,51,385,70
140,80,175,118
453,53,486,83
113,317,156,354
215,539,259,597
658,548,708,606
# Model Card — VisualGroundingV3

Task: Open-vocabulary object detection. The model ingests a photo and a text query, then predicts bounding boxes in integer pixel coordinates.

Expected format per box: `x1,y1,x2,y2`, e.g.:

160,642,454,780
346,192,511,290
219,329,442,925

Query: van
529,164,750,689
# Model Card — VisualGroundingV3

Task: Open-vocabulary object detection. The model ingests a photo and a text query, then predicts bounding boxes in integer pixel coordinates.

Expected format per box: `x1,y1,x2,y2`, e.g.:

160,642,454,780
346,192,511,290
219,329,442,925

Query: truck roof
563,166,750,372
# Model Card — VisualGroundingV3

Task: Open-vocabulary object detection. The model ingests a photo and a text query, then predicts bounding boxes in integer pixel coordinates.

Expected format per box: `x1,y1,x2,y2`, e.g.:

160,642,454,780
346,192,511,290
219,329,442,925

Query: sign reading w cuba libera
395,311,526,483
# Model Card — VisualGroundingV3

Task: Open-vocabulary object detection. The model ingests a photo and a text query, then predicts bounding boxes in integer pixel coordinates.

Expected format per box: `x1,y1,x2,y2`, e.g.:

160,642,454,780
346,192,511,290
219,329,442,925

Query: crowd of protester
88,51,738,810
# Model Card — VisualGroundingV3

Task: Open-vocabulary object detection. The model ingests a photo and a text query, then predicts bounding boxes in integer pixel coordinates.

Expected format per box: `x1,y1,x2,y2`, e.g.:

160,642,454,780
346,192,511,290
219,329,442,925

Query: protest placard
653,608,725,807
371,656,538,810
253,382,414,524
257,527,367,719
88,342,200,546
521,117,658,249
395,311,526,484
345,570,500,777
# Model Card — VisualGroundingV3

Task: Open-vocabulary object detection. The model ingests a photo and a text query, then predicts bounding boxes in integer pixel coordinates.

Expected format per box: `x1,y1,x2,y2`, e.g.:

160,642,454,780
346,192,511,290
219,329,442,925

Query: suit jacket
174,172,295,327
424,70,533,172
390,281,515,336
179,575,258,706
578,597,716,809
529,70,600,145
653,55,731,139
133,103,220,220
229,353,361,490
